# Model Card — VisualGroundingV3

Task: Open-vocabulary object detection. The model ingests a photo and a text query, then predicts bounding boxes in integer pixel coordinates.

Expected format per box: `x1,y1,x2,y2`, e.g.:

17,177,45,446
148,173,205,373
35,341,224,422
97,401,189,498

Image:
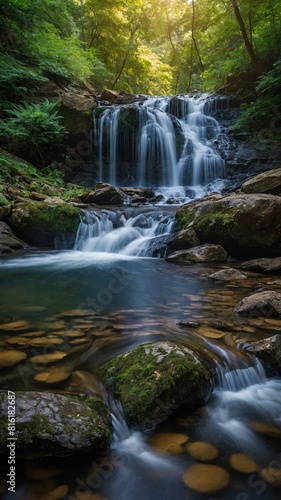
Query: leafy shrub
234,59,281,131
0,100,67,164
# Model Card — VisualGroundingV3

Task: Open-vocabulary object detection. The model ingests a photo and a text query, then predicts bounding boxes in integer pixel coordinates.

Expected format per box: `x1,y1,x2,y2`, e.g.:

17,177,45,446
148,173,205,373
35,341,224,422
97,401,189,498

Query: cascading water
74,208,175,257
94,93,227,201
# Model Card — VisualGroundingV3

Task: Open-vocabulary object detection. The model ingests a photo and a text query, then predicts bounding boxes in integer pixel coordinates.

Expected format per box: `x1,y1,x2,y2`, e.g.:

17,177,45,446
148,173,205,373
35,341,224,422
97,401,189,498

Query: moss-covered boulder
176,193,281,258
0,221,29,253
241,168,281,195
8,201,81,248
105,341,215,431
0,391,111,459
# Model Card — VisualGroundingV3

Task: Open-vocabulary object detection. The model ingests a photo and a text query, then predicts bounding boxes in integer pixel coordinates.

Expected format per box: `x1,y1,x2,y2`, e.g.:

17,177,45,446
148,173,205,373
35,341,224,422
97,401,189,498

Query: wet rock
166,244,228,263
100,89,118,104
104,341,215,430
234,291,281,317
150,432,189,455
186,441,219,461
144,234,174,258
239,257,281,274
84,183,125,205
176,193,281,258
120,187,155,200
243,334,281,377
169,227,200,252
0,391,111,458
208,268,247,281
0,221,29,253
241,167,281,195
8,201,81,249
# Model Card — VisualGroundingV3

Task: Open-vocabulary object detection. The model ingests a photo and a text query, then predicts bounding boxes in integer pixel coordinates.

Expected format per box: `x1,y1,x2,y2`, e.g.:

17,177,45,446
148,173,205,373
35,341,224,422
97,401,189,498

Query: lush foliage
0,100,67,163
1,0,280,95
1,0,281,133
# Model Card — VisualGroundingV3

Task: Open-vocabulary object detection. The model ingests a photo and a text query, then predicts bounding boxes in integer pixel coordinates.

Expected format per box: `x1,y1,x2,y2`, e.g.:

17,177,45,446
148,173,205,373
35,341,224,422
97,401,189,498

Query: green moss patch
105,342,214,430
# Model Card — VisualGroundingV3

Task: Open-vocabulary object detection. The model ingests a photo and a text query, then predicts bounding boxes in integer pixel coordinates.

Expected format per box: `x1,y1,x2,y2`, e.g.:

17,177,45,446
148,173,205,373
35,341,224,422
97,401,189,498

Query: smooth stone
239,257,281,274
150,432,189,455
229,453,259,473
186,441,219,461
40,485,69,500
166,244,228,263
261,468,281,486
0,320,30,331
34,366,71,384
0,349,27,368
208,268,247,281
234,291,281,317
182,464,230,493
29,352,67,364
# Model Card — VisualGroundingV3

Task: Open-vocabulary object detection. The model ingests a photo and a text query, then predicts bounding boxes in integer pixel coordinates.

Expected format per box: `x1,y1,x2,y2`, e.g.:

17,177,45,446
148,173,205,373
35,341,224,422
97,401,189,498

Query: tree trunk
230,0,261,72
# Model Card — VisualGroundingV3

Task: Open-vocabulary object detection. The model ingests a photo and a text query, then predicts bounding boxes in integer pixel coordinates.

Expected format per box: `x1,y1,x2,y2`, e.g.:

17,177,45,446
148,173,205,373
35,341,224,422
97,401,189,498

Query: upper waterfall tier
93,93,227,192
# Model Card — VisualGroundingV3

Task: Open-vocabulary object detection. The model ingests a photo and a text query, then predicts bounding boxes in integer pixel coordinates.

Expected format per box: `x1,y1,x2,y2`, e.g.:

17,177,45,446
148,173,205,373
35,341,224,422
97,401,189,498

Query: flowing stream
0,93,281,499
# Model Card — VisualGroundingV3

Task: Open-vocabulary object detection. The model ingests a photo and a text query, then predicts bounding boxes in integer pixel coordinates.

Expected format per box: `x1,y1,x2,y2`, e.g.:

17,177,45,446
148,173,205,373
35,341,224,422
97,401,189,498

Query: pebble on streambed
186,441,219,461
150,432,189,455
0,348,27,367
229,452,259,473
182,464,230,494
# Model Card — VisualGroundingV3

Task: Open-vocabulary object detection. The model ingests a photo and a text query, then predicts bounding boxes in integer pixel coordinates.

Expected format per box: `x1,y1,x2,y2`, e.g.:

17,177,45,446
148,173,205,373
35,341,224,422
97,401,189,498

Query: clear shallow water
0,249,281,499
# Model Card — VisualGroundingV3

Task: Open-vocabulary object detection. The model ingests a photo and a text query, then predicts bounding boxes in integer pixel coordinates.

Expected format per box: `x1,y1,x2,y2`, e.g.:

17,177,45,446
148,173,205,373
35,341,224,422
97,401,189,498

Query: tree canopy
0,0,280,94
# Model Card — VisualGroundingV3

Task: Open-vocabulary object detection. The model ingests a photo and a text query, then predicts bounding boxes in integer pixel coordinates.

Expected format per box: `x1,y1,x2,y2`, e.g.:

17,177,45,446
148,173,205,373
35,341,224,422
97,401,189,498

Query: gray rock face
0,221,28,253
176,193,281,258
239,257,281,274
208,268,247,281
169,227,200,252
105,341,215,431
241,168,281,195
234,291,281,317
84,183,125,205
243,334,281,377
166,244,228,263
0,391,111,459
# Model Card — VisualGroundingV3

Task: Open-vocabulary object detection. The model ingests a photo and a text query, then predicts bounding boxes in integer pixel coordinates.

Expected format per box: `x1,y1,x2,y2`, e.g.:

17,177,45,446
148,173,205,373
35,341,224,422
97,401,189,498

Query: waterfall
74,209,175,257
93,93,226,200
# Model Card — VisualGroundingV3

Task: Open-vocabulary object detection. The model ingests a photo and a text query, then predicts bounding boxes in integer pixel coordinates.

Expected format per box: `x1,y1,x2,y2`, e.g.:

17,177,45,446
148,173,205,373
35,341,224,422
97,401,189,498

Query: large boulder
239,257,281,274
8,201,81,249
84,183,125,205
105,341,215,431
243,334,281,377
241,168,281,195
166,244,228,263
0,391,111,459
176,193,281,258
234,291,281,317
0,221,29,253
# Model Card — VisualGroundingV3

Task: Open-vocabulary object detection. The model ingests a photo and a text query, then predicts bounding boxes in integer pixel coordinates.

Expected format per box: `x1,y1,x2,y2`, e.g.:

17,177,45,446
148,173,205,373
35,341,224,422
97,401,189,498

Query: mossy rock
8,201,82,248
176,193,281,258
104,341,215,431
0,391,111,459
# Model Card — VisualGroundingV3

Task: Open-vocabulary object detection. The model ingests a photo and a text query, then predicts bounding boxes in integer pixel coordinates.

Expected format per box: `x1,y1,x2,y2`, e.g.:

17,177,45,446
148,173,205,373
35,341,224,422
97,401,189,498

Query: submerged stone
104,341,215,430
0,391,111,458
182,464,230,493
186,441,219,461
150,432,189,455
229,453,258,473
